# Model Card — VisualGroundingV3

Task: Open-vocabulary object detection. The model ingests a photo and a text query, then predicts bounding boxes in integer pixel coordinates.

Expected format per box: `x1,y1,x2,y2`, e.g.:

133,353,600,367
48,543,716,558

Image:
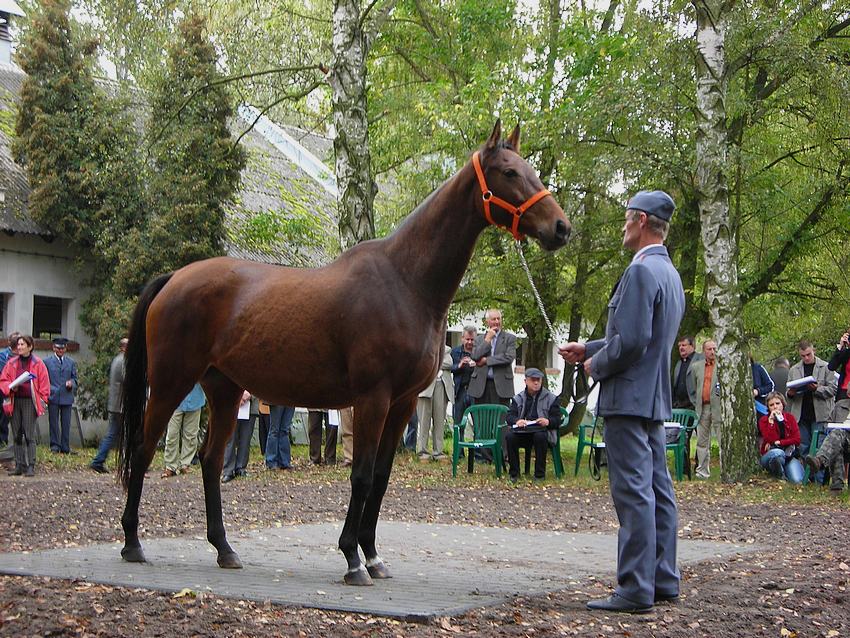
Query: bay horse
117,120,571,585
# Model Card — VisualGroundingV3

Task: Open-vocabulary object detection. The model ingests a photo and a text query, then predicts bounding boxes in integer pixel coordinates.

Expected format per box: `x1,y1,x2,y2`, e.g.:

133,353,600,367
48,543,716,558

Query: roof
0,1,25,17
0,64,339,266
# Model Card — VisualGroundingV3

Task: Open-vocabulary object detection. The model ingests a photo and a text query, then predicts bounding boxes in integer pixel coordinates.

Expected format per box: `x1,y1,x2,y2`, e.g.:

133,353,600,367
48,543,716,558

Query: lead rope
514,240,556,336
514,240,605,479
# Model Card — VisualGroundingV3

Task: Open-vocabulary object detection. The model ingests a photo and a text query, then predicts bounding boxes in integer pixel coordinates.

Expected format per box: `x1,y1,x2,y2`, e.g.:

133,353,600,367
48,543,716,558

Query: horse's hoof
217,552,243,569
121,545,146,563
343,567,373,586
366,561,392,579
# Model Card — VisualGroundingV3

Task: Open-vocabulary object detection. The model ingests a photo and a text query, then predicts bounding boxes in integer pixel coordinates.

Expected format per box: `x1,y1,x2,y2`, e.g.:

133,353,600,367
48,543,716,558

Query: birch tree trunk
330,0,377,250
693,0,757,482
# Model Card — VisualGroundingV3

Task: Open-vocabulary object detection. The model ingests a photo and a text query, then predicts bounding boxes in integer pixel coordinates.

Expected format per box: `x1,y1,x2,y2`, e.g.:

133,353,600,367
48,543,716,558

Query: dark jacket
751,361,775,402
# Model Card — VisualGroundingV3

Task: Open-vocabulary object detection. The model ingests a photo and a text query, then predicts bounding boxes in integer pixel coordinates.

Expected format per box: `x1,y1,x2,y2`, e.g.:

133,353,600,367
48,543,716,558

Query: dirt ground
0,452,848,637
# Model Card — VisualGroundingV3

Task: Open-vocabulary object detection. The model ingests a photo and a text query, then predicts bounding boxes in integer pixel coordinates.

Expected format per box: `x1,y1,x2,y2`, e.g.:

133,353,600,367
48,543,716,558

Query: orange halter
472,151,553,241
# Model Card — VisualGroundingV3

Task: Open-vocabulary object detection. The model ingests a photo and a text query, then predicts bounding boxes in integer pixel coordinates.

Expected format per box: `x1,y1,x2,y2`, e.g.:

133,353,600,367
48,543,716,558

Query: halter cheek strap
472,151,553,241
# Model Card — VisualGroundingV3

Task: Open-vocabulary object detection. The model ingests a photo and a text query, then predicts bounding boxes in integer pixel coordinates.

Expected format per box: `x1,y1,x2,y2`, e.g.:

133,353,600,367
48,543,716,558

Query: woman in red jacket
0,335,51,476
757,391,803,484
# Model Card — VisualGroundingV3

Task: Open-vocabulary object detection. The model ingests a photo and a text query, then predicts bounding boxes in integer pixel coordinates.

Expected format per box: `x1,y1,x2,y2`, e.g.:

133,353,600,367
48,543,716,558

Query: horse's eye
503,169,518,178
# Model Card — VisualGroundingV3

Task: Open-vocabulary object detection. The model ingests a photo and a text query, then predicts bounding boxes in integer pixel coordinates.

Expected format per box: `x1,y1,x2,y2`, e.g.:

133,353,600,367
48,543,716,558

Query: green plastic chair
574,413,605,476
802,428,830,485
452,404,508,477
667,409,698,481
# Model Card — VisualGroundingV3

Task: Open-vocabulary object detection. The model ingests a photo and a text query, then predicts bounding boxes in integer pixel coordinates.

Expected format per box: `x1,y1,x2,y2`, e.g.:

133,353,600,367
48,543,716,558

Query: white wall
0,233,92,355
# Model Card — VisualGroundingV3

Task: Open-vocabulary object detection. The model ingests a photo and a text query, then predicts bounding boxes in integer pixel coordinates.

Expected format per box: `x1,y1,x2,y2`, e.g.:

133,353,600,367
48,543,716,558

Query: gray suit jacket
787,356,836,422
468,330,517,400
586,245,684,421
686,358,721,421
418,346,454,402
107,352,125,413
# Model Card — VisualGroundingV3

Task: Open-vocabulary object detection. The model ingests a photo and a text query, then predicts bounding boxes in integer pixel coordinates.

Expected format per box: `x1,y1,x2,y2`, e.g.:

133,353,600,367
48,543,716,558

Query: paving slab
0,521,757,621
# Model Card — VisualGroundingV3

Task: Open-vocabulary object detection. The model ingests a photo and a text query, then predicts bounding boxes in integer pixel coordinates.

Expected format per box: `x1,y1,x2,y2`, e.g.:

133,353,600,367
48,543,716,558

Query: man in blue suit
560,190,685,614
45,337,78,453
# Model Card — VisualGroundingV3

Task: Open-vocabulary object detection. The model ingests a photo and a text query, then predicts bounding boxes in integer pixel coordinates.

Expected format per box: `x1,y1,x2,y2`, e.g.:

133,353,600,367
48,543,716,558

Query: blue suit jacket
45,354,78,406
586,245,684,421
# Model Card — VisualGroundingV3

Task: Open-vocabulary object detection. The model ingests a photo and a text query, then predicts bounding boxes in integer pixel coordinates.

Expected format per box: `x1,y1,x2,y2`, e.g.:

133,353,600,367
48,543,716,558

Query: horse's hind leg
199,369,242,568
358,397,416,580
339,390,391,586
121,398,176,563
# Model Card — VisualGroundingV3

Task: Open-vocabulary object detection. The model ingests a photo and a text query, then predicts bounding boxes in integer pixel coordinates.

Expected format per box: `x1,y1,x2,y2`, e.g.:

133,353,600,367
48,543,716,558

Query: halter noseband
472,151,553,241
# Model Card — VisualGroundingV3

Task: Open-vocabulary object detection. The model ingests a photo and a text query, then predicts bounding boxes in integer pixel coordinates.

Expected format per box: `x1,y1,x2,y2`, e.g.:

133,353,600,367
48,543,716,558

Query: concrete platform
0,521,755,620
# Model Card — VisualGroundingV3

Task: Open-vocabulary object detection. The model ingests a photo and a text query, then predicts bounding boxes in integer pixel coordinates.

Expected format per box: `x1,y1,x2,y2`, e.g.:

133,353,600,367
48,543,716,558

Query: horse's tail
117,273,174,489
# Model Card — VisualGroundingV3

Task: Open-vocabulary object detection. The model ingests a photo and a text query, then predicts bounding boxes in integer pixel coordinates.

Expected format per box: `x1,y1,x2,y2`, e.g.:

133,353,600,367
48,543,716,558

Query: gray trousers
815,428,849,489
223,417,254,477
604,416,680,606
11,399,38,469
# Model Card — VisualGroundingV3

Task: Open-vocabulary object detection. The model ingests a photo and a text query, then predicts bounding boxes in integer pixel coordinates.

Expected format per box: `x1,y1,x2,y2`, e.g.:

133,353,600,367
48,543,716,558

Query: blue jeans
91,411,120,466
265,406,294,469
760,448,804,484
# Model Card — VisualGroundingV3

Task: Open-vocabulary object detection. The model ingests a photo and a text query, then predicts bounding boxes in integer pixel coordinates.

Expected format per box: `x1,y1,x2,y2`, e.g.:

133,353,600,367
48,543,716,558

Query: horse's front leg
199,371,243,568
339,392,390,585
358,397,416,580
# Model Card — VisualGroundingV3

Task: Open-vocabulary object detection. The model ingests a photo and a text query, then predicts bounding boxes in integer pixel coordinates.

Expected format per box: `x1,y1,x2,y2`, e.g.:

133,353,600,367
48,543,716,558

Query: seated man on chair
505,368,561,482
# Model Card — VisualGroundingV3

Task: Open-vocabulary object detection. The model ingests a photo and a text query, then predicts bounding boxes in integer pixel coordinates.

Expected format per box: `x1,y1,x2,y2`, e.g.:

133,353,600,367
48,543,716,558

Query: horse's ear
507,124,521,153
486,119,502,149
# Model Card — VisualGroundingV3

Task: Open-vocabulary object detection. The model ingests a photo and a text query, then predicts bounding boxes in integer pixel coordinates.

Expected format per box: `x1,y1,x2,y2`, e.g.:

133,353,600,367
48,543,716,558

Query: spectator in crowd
0,335,50,476
450,326,477,433
757,392,803,483
266,405,295,471
771,357,790,397
399,411,417,452
417,345,453,461
828,329,850,422
505,367,561,482
751,355,775,408
90,338,128,473
308,409,337,466
468,309,516,407
222,390,254,483
0,331,21,448
45,336,78,454
804,428,849,493
162,383,206,478
257,398,271,455
687,339,720,479
340,406,354,467
787,340,836,458
672,336,701,410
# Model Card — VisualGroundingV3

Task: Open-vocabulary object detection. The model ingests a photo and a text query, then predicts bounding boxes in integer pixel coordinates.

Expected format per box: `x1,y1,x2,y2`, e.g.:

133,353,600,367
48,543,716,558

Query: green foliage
115,13,247,294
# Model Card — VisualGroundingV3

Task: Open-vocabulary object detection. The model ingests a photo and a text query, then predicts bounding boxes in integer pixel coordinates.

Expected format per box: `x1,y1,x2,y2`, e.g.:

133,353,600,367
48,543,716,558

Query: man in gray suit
560,190,684,614
468,309,516,406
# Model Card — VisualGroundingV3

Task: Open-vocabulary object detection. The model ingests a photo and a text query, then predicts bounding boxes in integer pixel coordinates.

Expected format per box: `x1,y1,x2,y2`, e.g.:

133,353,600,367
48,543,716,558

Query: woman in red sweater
757,391,803,484
0,335,50,476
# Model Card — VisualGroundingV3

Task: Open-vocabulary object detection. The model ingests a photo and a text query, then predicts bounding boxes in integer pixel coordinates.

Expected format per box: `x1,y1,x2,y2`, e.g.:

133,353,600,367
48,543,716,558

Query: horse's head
473,120,571,250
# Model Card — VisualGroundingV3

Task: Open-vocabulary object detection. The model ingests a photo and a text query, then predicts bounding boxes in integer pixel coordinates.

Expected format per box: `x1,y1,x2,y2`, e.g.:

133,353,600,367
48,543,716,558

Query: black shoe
804,455,822,473
509,475,518,484
7,465,23,476
654,593,679,604
221,473,236,483
236,469,248,477
24,466,35,477
586,594,653,614
90,463,108,474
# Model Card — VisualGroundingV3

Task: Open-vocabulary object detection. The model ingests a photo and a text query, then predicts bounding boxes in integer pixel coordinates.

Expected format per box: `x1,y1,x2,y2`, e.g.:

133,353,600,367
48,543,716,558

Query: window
32,295,65,339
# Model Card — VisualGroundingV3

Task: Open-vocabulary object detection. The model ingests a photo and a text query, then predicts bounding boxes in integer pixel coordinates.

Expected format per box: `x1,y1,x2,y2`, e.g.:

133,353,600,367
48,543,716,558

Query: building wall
0,232,92,355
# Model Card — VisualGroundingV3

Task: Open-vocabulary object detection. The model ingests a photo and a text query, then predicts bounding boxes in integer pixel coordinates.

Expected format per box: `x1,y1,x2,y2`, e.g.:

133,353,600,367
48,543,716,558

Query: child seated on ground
757,391,803,484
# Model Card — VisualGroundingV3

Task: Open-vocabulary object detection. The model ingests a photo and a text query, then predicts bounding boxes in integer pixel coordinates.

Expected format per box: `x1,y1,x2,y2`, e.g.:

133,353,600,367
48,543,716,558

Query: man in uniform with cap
560,190,685,614
45,337,78,453
504,367,561,482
